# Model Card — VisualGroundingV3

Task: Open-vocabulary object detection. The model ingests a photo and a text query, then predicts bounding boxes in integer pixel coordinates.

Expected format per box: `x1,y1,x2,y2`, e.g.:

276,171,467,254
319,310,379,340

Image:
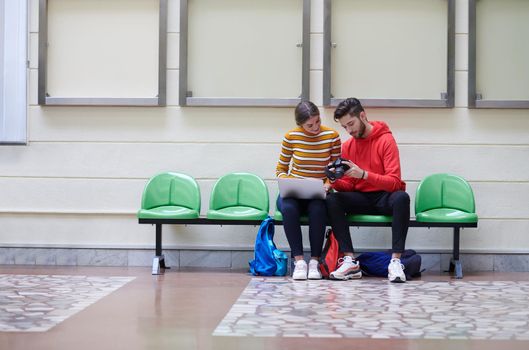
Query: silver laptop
277,178,326,200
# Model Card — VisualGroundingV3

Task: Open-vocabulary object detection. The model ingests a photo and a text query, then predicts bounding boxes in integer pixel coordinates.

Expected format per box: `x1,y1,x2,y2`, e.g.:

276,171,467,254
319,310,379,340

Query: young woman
276,101,341,280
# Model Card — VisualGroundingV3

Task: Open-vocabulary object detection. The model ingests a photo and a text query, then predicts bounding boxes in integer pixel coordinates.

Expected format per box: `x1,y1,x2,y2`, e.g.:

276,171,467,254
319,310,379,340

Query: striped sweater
276,125,341,179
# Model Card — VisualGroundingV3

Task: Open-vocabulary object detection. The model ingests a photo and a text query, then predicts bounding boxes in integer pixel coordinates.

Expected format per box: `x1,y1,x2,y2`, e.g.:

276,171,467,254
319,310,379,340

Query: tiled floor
1,265,529,350
215,278,529,340
0,274,134,332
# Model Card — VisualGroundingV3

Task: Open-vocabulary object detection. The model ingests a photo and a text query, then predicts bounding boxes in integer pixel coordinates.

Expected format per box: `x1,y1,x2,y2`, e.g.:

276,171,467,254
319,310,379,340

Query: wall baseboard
1,247,529,272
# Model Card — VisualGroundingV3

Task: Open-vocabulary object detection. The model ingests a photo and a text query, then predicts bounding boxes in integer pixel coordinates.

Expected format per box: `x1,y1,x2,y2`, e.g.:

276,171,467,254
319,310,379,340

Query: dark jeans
326,191,410,254
277,196,327,258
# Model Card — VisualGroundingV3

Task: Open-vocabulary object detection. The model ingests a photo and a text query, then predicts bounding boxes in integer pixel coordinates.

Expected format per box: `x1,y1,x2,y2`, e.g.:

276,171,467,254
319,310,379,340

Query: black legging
277,196,327,258
326,191,410,254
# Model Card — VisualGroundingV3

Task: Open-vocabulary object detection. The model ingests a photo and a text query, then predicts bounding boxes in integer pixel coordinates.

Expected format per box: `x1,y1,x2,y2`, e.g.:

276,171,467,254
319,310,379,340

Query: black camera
325,158,351,181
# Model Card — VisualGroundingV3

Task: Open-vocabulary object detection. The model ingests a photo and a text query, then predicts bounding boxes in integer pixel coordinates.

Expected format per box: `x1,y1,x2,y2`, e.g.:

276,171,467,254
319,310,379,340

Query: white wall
1,0,528,253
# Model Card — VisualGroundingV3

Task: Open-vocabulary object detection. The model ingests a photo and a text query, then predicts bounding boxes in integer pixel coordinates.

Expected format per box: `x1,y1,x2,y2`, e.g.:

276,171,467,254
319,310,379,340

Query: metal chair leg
152,224,168,275
453,259,463,279
152,255,166,275
452,227,463,279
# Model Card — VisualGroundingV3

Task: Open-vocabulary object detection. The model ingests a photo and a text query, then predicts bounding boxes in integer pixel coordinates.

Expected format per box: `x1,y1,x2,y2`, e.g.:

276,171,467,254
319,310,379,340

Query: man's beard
351,121,366,139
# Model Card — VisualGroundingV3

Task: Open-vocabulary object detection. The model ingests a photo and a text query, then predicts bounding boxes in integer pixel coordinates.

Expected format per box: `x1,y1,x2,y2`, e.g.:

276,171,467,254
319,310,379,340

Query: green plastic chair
137,172,201,219
274,194,309,222
207,173,269,220
347,214,393,223
274,193,391,223
415,173,478,223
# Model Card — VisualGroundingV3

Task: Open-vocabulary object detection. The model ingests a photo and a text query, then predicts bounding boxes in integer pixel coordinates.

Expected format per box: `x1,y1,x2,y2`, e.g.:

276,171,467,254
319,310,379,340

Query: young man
326,98,410,283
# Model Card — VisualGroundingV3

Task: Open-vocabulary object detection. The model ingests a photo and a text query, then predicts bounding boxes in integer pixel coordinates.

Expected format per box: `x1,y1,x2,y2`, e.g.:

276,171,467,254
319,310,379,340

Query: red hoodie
332,121,406,193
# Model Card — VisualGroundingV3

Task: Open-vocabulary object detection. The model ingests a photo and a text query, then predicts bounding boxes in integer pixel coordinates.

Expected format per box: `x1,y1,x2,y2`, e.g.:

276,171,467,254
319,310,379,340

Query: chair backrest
141,172,201,211
209,173,269,212
415,173,475,214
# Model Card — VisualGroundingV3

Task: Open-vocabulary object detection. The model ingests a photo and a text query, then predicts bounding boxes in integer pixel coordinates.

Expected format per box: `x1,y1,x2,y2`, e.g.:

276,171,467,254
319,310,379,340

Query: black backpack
356,249,423,279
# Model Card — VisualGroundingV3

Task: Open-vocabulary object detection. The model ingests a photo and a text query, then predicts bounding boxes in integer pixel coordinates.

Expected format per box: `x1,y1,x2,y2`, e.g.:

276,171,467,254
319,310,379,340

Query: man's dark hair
334,98,364,121
295,100,320,125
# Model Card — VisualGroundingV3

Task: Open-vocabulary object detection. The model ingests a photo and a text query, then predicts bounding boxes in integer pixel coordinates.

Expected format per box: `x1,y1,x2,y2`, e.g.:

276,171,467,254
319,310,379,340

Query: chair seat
207,206,268,220
138,206,200,219
275,211,390,223
274,211,309,223
347,214,393,223
416,208,478,223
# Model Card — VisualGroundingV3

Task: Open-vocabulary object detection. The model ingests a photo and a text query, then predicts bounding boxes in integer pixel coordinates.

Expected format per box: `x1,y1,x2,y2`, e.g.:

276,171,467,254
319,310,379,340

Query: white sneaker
388,258,406,283
308,259,322,280
330,256,362,280
292,260,308,280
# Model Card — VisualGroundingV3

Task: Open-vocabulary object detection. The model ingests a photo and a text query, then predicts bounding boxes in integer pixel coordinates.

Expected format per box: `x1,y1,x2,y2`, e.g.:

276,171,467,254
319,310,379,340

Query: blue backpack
249,217,288,276
356,250,423,279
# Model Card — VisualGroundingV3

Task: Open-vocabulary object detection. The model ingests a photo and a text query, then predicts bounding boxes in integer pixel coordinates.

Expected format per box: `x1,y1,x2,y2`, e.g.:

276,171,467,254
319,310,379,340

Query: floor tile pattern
214,278,529,340
0,274,135,332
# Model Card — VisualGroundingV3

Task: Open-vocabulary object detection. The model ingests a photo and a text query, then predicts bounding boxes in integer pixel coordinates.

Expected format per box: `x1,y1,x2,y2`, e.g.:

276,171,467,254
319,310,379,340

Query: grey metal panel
330,98,449,108
476,100,529,109
38,0,48,105
323,0,455,109
468,0,477,108
180,0,309,107
38,0,167,107
301,0,311,100
178,0,189,106
45,97,159,106
0,141,28,146
322,0,332,106
1,0,28,145
157,0,168,106
0,2,5,105
186,97,301,107
446,0,455,108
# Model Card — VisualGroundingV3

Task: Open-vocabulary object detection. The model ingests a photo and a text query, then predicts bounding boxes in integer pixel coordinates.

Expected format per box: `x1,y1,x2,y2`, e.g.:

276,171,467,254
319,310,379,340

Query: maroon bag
319,229,343,278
